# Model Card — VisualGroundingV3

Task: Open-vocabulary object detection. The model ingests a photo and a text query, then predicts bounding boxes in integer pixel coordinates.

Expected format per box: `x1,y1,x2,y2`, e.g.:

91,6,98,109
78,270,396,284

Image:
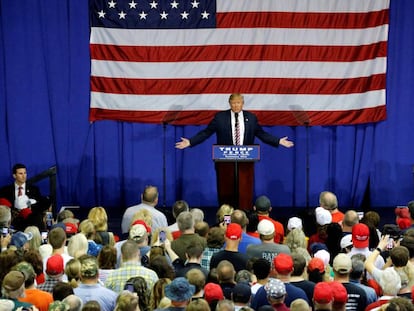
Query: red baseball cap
204,283,224,303
308,257,325,273
313,282,333,304
46,254,64,276
65,222,78,234
19,208,32,219
131,220,151,233
0,198,12,208
273,253,293,274
225,223,242,240
330,281,348,305
352,223,370,248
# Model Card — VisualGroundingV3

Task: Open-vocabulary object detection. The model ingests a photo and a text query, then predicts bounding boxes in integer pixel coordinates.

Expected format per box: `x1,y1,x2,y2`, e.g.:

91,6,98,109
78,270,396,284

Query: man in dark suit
176,93,294,208
176,93,294,148
0,163,50,230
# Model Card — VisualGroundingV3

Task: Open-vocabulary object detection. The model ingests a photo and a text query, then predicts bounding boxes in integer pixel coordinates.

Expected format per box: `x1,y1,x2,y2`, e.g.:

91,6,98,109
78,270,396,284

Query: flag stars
118,11,127,19
97,10,106,18
170,1,179,9
180,11,189,19
139,11,148,19
128,0,137,9
191,0,199,8
108,0,116,8
149,1,158,9
201,10,210,19
160,11,168,19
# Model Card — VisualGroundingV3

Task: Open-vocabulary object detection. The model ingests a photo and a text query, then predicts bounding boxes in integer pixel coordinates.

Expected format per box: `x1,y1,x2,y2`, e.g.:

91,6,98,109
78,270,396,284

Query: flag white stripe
90,25,388,47
217,0,390,13
91,58,386,79
91,90,385,111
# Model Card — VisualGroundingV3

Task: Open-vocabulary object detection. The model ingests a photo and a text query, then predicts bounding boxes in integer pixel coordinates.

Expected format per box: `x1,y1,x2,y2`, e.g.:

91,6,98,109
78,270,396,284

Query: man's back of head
185,242,204,260
142,185,158,205
292,253,307,277
252,258,271,281
177,211,194,233
217,260,236,283
231,210,248,230
172,200,189,219
190,208,204,224
48,227,67,249
319,191,338,212
121,240,140,262
254,195,271,215
343,210,359,229
62,294,83,311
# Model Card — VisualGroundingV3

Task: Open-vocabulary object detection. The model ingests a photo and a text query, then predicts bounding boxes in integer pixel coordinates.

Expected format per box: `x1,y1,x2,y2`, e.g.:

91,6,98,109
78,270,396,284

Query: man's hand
175,137,191,149
279,136,294,148
1,233,11,249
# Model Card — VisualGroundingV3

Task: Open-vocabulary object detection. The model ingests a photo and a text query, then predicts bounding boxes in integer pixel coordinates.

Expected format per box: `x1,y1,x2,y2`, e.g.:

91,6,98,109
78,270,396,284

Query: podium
212,145,260,210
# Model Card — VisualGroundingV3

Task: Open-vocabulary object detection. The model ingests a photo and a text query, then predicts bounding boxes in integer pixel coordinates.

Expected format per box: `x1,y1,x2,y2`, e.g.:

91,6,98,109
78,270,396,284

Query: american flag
89,0,389,126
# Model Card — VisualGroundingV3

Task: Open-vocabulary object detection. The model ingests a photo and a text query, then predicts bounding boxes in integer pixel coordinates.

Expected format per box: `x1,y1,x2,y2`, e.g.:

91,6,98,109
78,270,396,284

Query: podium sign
212,145,260,161
212,145,260,209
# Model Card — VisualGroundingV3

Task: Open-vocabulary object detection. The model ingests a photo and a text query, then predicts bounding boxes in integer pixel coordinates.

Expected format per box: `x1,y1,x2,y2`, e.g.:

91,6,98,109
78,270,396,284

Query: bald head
319,191,338,212
142,186,158,205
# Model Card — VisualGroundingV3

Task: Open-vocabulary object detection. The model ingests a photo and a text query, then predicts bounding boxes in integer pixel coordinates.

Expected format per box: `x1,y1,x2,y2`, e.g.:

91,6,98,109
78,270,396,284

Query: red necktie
18,186,23,196
235,113,240,145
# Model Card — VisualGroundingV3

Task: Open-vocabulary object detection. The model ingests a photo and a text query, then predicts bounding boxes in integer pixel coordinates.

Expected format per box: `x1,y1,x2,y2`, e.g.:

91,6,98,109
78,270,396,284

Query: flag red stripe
216,10,389,29
90,41,387,63
91,74,386,95
89,106,386,125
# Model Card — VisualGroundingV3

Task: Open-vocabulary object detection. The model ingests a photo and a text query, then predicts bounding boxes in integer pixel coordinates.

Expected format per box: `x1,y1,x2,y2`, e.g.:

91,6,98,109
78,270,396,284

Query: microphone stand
161,109,181,209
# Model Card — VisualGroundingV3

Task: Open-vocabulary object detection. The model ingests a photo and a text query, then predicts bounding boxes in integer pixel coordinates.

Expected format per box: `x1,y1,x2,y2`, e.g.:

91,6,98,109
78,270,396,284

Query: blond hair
88,206,108,231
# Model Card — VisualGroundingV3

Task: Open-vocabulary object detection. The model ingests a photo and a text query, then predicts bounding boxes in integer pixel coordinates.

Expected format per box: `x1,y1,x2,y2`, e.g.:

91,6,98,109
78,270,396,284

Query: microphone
235,112,239,124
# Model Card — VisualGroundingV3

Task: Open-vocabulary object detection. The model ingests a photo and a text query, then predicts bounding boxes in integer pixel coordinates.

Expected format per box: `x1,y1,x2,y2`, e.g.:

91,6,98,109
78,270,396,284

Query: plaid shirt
201,247,222,271
104,261,158,293
37,277,61,293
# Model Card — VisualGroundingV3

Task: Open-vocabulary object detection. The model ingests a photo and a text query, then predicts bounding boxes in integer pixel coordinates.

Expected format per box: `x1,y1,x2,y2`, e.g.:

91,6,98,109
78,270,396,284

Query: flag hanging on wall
89,0,389,126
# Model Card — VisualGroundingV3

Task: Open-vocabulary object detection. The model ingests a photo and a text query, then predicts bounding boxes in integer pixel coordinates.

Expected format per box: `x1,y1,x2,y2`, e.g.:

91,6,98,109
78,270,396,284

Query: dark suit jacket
189,110,280,147
0,183,49,230
0,183,43,205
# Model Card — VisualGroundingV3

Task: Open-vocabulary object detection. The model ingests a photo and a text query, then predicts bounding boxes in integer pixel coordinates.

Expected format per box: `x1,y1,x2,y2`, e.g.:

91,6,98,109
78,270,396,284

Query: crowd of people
1,165,414,311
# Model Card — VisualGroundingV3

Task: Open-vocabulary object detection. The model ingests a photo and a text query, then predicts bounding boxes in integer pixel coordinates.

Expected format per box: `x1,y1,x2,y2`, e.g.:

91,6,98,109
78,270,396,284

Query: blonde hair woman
67,233,88,258
88,206,115,246
79,219,102,257
216,204,234,225
65,258,81,288
24,226,42,250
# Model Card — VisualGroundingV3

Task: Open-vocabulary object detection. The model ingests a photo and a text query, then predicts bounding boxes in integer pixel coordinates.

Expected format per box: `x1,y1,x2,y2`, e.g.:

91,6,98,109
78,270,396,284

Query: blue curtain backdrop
1,1,413,215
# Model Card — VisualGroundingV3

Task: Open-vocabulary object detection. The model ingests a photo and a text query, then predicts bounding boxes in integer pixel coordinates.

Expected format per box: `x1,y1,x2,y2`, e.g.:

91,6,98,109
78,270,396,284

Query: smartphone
159,230,166,243
124,283,135,293
387,238,394,249
41,231,48,243
357,212,364,220
2,227,8,237
224,215,231,225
